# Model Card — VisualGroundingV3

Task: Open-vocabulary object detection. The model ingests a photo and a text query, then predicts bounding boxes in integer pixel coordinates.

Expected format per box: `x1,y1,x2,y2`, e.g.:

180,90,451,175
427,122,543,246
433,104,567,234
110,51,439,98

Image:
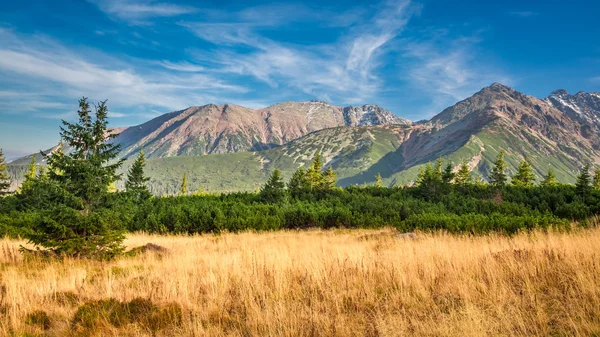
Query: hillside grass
1,228,600,336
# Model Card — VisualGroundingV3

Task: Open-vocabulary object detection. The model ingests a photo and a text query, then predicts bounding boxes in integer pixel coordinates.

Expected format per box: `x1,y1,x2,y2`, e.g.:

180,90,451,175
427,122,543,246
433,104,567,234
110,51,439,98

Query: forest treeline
1,98,600,258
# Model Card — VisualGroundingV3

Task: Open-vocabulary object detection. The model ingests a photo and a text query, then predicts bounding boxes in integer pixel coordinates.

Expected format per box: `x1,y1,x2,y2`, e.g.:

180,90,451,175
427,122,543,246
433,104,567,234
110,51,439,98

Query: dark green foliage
260,169,286,203
288,167,309,198
512,159,535,186
576,163,592,198
416,163,444,200
19,98,125,259
489,150,507,187
442,163,455,184
0,148,11,196
125,151,151,201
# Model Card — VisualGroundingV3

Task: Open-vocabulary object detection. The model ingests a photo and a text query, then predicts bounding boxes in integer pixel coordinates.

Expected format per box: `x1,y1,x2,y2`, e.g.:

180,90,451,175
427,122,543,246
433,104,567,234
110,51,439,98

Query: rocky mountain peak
550,89,569,97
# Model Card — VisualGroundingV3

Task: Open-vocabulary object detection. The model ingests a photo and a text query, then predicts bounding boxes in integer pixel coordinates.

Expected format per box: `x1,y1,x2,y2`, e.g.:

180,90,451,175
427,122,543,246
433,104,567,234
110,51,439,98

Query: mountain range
7,83,600,194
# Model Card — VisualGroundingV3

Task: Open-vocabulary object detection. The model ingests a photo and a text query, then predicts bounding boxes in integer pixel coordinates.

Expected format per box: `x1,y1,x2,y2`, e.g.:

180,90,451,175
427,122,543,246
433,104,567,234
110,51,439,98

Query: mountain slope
7,84,600,194
113,101,411,159
113,125,411,193
343,83,600,186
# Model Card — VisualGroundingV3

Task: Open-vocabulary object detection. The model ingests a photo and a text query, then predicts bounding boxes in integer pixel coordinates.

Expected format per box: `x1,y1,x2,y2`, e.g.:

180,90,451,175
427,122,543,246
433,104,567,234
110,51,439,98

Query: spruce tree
322,167,337,190
260,169,286,203
442,162,455,184
179,172,188,196
25,156,37,181
418,163,443,199
576,163,592,197
125,151,151,200
0,149,11,196
511,159,535,187
288,167,307,191
434,157,443,180
454,161,471,185
540,168,558,186
375,173,383,188
306,152,324,188
24,98,124,259
489,150,507,187
593,168,600,190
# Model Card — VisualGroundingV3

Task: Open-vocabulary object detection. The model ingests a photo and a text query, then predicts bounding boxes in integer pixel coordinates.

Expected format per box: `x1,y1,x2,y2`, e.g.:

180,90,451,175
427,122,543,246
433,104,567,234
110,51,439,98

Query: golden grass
1,228,600,336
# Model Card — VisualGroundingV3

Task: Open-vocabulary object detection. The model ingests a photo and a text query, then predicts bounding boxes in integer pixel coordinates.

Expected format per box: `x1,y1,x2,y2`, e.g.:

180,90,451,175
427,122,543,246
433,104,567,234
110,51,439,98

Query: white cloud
158,60,204,72
0,30,248,118
509,11,539,18
182,0,419,104
399,36,511,115
89,0,197,24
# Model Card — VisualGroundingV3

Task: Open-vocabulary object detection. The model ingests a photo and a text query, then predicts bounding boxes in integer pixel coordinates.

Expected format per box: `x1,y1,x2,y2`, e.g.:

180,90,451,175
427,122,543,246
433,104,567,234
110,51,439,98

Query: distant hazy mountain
8,84,600,194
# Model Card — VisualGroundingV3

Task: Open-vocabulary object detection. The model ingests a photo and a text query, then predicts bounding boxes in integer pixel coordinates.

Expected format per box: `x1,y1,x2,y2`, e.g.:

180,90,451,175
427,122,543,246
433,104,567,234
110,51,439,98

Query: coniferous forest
1,99,600,258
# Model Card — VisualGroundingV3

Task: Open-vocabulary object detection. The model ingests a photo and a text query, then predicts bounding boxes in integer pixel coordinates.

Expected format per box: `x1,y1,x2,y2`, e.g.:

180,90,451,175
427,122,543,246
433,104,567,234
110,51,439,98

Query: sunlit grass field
1,227,599,336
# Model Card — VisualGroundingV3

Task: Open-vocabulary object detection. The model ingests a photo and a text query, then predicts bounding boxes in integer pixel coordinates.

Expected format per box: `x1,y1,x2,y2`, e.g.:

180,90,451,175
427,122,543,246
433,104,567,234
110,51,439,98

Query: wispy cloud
0,29,248,119
398,35,511,115
509,11,539,18
88,0,197,24
182,0,419,104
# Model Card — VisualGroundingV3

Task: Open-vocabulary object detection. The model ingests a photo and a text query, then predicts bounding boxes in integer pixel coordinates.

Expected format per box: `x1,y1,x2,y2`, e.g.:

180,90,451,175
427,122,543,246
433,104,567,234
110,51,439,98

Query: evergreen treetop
540,168,558,186
23,97,125,259
260,169,286,203
0,148,11,196
489,150,508,187
454,161,472,185
322,167,337,190
442,162,455,184
593,168,600,190
180,173,188,196
512,159,536,187
375,173,383,188
125,151,151,200
576,163,592,197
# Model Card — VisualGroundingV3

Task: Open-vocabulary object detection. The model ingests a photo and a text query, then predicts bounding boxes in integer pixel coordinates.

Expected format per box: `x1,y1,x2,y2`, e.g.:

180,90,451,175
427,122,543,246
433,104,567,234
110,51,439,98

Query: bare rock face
113,101,411,158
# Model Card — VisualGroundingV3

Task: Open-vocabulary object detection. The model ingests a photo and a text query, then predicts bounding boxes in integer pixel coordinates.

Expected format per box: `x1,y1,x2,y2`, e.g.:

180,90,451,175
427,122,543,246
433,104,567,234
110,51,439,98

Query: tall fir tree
489,150,507,187
375,173,383,188
576,163,592,197
0,149,10,196
179,172,188,196
306,152,324,188
23,98,125,259
442,162,455,184
593,168,600,190
288,167,307,191
322,166,337,190
260,169,286,203
125,151,151,200
454,161,472,185
511,159,536,187
540,168,558,186
434,157,443,180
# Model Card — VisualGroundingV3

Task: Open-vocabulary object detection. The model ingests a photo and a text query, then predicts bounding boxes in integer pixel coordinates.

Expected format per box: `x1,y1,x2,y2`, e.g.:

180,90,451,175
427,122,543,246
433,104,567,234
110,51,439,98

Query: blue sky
0,0,599,159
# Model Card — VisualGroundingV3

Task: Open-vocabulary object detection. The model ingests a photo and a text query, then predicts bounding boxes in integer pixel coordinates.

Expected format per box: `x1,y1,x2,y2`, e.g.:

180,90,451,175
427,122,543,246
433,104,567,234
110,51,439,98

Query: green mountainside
7,83,600,194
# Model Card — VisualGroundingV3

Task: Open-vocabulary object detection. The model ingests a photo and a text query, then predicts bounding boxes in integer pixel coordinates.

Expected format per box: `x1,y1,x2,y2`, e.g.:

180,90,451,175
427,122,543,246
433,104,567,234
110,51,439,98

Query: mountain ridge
7,83,600,194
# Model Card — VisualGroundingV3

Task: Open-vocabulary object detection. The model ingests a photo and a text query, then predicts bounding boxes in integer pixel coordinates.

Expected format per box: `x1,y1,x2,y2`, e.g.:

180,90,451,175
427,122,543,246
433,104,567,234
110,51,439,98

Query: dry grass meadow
1,228,600,336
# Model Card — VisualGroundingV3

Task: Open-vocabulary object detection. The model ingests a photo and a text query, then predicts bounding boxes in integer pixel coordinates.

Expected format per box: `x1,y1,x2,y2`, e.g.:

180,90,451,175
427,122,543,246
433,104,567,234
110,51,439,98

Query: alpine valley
8,83,600,195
